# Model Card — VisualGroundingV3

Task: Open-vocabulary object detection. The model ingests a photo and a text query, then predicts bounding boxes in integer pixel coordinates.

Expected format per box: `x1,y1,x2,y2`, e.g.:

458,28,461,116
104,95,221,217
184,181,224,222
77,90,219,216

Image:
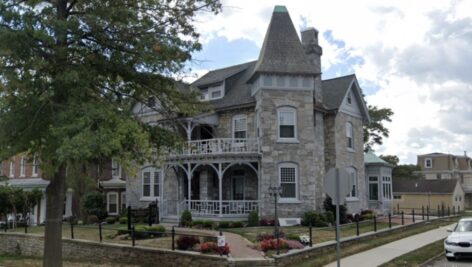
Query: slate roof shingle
321,75,355,110
393,179,459,194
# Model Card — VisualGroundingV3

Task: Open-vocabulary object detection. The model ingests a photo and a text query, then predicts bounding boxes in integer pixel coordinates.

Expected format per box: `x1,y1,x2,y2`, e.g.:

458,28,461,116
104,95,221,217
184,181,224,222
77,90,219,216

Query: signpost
324,168,351,267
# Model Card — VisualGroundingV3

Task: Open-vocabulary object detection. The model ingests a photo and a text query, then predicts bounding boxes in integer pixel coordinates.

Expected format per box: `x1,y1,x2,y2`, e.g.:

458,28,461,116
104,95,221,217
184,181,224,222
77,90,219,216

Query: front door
232,177,244,200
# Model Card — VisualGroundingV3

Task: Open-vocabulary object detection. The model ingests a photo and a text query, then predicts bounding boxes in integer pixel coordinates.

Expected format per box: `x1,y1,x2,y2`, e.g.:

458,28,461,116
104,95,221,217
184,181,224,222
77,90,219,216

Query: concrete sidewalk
324,223,454,267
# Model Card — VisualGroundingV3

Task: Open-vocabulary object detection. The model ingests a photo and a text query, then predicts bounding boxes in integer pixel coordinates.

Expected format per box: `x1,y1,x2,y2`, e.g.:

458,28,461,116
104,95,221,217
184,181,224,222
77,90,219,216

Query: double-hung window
112,159,121,178
278,107,297,140
425,158,432,168
368,176,379,201
382,176,392,200
32,157,39,177
279,163,298,200
107,192,118,215
232,115,247,139
346,122,354,150
346,167,357,198
142,167,161,200
20,157,26,177
9,160,14,177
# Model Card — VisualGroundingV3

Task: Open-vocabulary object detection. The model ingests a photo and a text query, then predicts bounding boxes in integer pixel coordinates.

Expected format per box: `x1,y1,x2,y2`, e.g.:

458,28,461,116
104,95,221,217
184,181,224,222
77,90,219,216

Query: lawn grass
379,239,444,267
289,217,457,267
0,254,141,267
225,220,393,244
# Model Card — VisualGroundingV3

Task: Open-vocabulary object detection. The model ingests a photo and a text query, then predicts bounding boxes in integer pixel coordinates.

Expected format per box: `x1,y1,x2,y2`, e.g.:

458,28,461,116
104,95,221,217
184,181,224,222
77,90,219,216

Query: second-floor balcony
168,138,260,159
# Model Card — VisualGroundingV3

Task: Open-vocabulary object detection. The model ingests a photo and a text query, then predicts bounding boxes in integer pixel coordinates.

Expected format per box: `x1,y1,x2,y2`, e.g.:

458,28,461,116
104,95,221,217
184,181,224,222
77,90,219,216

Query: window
107,192,118,215
302,77,310,88
279,163,298,200
393,195,401,199
347,91,352,104
278,107,297,140
200,90,208,101
121,192,126,211
276,76,285,87
346,167,357,198
368,176,379,201
425,158,432,168
142,167,161,199
9,161,14,177
32,157,39,177
112,159,121,178
289,76,298,87
211,90,221,98
263,75,273,86
382,176,392,200
256,111,261,138
20,157,26,177
232,115,247,139
346,122,354,149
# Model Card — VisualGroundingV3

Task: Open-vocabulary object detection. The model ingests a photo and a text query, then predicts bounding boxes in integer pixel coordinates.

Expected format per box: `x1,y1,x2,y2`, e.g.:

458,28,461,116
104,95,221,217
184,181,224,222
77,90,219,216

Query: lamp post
268,186,282,255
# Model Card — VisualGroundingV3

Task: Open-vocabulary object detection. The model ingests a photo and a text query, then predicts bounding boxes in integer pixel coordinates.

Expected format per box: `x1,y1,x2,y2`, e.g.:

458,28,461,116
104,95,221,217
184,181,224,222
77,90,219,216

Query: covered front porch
160,160,260,221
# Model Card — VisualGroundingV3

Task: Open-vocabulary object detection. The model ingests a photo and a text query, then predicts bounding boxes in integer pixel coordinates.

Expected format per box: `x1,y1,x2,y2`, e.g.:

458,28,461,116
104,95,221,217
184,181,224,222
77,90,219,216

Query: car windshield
455,221,472,232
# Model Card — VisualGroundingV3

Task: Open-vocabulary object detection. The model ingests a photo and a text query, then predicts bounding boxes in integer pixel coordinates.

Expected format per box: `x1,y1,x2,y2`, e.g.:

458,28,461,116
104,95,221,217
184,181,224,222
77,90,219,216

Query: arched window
278,107,297,140
346,122,354,149
141,166,161,200
279,162,298,200
346,167,357,198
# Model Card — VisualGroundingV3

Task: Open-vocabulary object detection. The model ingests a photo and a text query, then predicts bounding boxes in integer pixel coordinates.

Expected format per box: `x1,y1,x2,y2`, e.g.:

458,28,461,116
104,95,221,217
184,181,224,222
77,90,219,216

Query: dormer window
347,92,352,104
425,158,432,168
211,89,221,99
201,84,224,101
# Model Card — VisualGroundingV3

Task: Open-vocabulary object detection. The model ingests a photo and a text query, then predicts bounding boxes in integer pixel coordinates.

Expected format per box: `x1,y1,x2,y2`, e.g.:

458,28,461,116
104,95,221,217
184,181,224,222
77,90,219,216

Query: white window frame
121,191,126,211
111,159,121,178
425,158,432,168
277,107,297,142
9,160,14,177
346,122,354,150
278,162,298,202
208,85,224,100
107,192,119,216
141,166,161,201
20,156,26,177
368,176,379,201
232,114,247,139
346,167,358,200
382,176,392,200
32,156,39,177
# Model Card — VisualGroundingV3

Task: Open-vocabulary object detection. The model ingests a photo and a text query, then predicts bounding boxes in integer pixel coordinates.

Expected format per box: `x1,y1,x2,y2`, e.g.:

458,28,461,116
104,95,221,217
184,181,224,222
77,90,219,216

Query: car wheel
446,256,455,261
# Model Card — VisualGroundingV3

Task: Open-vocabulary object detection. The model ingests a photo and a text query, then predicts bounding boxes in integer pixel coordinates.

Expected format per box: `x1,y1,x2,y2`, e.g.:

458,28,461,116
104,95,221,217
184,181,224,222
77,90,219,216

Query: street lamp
268,186,282,255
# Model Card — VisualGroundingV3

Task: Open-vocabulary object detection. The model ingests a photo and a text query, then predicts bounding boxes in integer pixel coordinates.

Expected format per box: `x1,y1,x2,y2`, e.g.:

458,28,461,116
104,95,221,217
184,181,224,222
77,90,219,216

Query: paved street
426,256,472,266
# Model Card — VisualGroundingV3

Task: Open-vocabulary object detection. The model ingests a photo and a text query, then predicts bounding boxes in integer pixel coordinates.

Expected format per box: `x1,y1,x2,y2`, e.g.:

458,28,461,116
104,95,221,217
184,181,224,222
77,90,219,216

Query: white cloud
193,0,472,163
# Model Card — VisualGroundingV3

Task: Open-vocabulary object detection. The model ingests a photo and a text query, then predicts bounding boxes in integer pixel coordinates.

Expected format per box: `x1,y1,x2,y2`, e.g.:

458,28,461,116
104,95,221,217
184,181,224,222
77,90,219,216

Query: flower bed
198,241,230,255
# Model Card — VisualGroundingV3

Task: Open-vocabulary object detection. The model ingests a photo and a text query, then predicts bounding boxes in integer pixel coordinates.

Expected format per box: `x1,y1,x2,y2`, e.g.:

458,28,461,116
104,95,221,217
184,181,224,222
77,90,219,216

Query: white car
444,218,472,261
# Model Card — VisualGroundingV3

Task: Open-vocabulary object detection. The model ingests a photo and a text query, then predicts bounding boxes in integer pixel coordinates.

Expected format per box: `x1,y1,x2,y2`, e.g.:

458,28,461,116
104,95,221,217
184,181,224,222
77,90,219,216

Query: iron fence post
70,221,74,239
309,222,313,247
373,215,377,232
171,226,175,251
99,223,103,242
131,226,135,246
427,206,430,221
356,216,359,236
401,211,404,225
422,206,424,220
388,213,391,228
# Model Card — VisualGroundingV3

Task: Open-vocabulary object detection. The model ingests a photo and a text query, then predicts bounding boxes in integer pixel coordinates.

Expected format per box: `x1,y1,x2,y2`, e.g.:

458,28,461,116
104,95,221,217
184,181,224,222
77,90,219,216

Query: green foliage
217,221,230,229
231,221,244,228
302,211,328,227
379,155,399,166
119,217,128,225
191,220,204,228
87,215,99,224
117,226,129,236
105,217,116,224
82,192,107,220
247,210,259,227
324,211,335,224
323,196,348,224
0,186,43,218
180,210,192,227
286,233,300,241
364,105,394,151
203,220,214,229
393,165,423,179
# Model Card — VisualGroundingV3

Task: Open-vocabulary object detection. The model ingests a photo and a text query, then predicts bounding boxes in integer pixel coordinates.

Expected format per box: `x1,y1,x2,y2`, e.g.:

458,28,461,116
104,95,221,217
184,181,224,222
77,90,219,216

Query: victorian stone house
127,6,371,222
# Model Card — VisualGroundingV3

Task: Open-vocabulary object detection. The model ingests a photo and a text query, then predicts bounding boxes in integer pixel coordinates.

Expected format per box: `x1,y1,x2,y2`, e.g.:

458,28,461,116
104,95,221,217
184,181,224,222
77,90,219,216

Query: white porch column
186,120,192,142
257,163,261,215
159,168,165,221
186,163,192,210
65,188,73,217
218,163,223,217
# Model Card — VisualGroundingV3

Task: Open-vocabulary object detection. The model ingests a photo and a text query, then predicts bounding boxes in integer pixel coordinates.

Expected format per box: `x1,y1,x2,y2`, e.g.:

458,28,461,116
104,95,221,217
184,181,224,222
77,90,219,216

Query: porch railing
184,200,258,217
168,138,260,157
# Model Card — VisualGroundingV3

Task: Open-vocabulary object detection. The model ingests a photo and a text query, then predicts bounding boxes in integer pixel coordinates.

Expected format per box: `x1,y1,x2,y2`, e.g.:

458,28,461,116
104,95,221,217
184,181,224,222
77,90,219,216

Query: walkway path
324,223,454,267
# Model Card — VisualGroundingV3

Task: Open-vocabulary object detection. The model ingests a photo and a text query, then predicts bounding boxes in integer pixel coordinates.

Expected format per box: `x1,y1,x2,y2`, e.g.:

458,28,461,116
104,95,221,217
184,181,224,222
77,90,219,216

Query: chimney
301,27,322,74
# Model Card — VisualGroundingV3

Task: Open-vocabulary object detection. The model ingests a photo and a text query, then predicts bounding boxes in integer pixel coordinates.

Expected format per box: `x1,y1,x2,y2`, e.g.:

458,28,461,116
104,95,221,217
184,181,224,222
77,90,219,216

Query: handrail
168,138,260,157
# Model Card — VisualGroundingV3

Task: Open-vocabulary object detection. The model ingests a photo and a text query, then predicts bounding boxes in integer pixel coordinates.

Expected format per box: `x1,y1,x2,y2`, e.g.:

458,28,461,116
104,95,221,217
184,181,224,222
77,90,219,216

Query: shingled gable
248,6,318,82
322,74,371,123
393,179,460,194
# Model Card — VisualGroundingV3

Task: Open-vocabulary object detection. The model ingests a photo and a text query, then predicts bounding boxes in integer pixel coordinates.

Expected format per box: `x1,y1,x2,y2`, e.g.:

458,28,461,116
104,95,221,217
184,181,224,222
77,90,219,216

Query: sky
185,0,472,164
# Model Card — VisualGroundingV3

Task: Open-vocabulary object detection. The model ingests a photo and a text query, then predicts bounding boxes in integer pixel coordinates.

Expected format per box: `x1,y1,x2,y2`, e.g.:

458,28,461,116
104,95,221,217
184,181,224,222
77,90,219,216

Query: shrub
105,217,116,224
231,221,244,228
117,226,129,236
144,225,166,237
82,192,107,221
286,233,300,241
247,211,259,226
203,220,214,229
176,235,200,250
302,211,327,227
199,241,230,255
256,230,285,242
259,218,275,226
218,221,230,229
119,217,128,224
192,220,204,228
284,239,305,250
323,196,348,224
361,210,374,220
324,211,334,224
180,210,192,227
87,215,99,224
134,225,149,239
260,238,288,252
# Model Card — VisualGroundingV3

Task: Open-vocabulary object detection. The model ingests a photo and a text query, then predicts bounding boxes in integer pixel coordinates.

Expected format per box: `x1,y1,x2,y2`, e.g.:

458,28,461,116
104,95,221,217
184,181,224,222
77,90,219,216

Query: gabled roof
393,179,460,194
248,6,317,81
192,61,256,88
365,150,393,167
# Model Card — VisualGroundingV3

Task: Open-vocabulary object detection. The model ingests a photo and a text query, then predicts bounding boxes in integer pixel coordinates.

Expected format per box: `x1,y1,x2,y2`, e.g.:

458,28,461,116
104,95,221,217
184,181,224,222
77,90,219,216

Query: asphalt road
426,256,472,266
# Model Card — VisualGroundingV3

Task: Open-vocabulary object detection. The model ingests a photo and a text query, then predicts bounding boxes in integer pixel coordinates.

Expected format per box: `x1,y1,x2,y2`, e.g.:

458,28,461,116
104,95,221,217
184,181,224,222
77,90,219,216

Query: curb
420,252,445,267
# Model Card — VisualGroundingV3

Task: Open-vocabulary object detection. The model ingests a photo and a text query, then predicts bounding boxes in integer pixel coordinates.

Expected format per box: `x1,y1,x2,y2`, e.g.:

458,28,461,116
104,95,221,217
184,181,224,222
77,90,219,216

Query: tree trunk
43,164,66,267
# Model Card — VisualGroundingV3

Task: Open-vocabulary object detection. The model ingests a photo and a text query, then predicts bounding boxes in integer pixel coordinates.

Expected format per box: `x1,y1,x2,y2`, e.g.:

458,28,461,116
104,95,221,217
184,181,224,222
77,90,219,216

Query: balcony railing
181,200,259,217
168,138,260,157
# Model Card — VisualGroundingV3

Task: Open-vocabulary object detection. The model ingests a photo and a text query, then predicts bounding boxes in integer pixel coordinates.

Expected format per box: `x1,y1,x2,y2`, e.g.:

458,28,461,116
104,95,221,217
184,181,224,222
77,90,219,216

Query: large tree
364,105,394,151
0,1,221,266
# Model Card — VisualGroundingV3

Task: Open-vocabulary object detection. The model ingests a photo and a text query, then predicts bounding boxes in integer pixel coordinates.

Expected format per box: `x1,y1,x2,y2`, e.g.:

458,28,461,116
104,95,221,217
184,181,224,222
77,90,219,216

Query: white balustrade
168,138,260,157
184,200,259,216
